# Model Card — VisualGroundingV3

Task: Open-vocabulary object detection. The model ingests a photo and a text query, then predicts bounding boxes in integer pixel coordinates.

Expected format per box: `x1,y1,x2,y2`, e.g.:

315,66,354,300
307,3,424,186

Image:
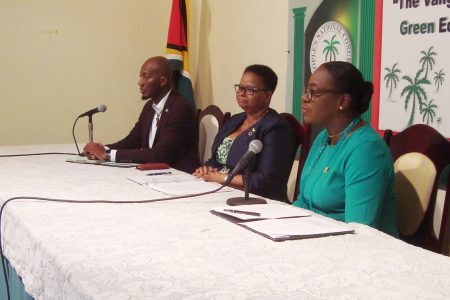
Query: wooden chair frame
384,125,450,254
279,113,306,202
197,105,231,163
293,123,312,201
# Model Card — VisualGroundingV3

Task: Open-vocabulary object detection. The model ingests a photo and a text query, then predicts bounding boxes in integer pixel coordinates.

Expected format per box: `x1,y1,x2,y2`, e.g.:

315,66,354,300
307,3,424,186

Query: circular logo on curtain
310,21,353,73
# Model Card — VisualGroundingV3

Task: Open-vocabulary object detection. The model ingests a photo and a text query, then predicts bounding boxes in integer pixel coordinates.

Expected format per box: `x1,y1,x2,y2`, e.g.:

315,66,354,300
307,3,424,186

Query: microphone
78,104,107,118
72,104,107,155
223,140,263,186
225,139,266,206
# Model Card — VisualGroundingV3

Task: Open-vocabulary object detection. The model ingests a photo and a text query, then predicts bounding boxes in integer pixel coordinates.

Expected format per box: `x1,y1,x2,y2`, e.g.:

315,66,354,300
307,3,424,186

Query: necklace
328,126,347,138
300,117,361,210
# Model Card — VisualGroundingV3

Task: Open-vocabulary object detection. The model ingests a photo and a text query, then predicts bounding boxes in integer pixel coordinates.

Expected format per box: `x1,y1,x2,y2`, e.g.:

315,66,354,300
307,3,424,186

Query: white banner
379,0,449,137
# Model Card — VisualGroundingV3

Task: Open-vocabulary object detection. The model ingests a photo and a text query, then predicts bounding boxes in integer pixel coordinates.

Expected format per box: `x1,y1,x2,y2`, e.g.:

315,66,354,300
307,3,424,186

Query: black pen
147,171,172,176
223,209,261,216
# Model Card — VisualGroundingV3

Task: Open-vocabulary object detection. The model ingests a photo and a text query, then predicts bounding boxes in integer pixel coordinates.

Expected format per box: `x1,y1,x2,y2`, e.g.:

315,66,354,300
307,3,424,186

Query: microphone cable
0,117,84,158
72,115,84,156
0,138,257,298
0,114,85,158
72,104,107,156
0,152,79,158
0,109,98,158
0,184,228,300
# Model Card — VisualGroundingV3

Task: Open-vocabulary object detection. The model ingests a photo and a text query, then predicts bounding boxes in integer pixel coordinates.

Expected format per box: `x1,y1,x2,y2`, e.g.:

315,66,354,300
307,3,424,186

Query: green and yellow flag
166,0,195,108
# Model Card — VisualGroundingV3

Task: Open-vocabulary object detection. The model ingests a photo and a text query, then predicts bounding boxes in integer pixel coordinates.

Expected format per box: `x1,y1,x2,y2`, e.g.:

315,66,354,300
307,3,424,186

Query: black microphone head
249,139,263,154
222,140,263,187
97,104,107,113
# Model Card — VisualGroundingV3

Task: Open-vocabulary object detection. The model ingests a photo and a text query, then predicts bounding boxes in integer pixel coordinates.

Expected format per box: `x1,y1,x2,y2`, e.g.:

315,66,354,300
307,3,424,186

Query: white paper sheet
241,215,354,240
147,181,231,196
212,204,311,220
127,173,201,185
66,158,137,168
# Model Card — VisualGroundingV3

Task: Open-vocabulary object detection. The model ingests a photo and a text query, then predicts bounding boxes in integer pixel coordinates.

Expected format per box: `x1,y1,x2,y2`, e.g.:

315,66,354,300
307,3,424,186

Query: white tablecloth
1,144,450,299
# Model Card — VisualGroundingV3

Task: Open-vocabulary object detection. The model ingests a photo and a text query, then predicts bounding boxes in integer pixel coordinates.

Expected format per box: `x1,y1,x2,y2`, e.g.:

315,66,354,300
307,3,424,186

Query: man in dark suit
83,56,199,173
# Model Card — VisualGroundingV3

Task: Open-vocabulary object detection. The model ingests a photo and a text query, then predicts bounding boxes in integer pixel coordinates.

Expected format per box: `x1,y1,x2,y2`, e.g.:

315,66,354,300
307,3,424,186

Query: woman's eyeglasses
303,87,345,102
234,84,269,95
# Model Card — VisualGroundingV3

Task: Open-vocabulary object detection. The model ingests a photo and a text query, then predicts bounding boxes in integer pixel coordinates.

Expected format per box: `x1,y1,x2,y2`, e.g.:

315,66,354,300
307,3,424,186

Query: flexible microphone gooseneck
72,104,107,156
225,139,267,206
223,140,263,186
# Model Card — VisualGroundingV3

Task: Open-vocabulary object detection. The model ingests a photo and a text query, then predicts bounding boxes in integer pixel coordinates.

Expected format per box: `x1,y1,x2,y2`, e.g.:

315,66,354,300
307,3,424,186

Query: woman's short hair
244,64,278,93
321,61,374,114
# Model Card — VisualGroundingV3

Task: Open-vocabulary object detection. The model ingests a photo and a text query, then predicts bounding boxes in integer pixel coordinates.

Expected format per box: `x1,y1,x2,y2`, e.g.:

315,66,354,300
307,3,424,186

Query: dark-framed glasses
303,87,345,102
234,84,269,95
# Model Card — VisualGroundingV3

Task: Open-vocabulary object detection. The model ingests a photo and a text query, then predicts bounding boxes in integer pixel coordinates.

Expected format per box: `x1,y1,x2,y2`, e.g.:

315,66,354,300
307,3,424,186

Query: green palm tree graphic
421,99,437,125
433,69,445,92
401,69,431,126
419,46,436,79
322,35,340,62
384,63,401,98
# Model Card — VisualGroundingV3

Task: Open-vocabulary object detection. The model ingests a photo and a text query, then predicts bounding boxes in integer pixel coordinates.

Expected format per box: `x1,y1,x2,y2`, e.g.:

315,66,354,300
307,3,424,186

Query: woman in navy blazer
193,65,296,201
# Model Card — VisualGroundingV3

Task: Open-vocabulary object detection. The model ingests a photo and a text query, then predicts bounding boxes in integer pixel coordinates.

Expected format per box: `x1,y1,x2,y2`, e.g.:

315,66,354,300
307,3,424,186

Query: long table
1,144,450,299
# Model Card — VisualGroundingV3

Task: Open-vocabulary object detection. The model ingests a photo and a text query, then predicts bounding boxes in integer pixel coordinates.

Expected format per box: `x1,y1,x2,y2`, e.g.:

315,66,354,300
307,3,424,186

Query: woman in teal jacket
293,62,398,237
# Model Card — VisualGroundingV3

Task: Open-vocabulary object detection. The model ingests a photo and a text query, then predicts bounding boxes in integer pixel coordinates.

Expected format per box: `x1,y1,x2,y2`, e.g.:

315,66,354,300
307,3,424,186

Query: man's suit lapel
153,92,175,143
142,101,156,147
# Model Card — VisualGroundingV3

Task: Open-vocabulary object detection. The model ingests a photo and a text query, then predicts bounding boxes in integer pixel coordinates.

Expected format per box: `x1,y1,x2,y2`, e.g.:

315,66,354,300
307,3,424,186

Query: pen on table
147,171,172,176
223,209,261,216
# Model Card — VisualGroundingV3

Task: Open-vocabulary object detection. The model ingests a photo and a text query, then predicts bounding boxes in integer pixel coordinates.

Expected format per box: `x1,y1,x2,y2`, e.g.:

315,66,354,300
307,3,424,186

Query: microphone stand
88,115,94,143
226,166,267,206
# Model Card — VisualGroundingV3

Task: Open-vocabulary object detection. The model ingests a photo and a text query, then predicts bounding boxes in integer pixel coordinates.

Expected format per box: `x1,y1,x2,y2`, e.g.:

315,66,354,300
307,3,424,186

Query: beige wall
0,1,171,146
0,0,291,146
191,0,290,115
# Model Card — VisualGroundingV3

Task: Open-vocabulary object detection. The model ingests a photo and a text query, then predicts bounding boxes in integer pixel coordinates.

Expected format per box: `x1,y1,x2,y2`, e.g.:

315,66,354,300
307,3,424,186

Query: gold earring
339,106,344,110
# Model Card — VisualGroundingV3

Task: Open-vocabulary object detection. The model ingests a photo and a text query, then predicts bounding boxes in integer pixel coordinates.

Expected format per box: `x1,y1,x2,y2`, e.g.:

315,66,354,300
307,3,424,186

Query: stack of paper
141,174,200,184
148,181,229,195
212,204,311,220
66,158,137,168
211,204,354,241
127,173,231,196
241,216,354,241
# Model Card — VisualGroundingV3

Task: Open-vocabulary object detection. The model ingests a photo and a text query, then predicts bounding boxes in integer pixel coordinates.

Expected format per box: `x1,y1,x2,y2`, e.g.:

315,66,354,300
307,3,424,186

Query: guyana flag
166,0,195,108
